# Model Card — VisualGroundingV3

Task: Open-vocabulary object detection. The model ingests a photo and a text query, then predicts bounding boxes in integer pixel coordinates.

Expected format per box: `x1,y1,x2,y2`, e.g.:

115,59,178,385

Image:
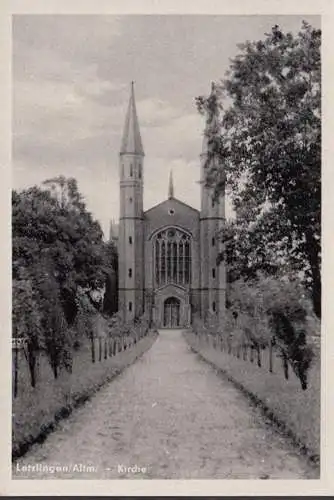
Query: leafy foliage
229,275,316,389
12,176,118,379
197,22,321,317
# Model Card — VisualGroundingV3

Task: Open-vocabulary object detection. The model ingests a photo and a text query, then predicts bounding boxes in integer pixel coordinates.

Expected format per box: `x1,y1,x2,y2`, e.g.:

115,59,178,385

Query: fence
192,329,319,391
12,322,150,399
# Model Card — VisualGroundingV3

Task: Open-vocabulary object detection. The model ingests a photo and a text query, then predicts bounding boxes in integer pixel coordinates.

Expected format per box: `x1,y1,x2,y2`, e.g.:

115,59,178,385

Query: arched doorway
163,297,181,328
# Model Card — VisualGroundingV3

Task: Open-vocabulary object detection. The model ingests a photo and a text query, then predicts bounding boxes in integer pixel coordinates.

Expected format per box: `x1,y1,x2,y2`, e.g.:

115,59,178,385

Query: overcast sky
13,14,320,239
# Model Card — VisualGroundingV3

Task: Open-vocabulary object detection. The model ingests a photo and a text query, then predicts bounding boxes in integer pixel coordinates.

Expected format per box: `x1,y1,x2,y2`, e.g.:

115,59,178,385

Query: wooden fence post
104,338,108,359
250,345,254,363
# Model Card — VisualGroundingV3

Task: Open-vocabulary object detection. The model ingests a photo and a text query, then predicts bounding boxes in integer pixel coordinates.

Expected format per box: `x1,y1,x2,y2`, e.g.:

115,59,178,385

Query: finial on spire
168,170,174,199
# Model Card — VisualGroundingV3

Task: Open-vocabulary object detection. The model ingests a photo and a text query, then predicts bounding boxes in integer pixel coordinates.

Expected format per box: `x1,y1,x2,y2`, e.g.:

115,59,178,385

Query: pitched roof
144,196,199,216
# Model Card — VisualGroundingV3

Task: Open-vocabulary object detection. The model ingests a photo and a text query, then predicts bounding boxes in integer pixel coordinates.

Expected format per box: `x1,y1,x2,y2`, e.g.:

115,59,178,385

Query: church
115,83,226,328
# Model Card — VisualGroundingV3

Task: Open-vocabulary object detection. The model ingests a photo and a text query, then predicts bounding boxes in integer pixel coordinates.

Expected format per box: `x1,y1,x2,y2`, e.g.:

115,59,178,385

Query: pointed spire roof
120,82,144,156
168,169,174,199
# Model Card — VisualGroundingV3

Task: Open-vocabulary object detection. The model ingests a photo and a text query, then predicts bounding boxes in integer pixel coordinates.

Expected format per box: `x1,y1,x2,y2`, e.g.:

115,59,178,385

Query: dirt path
13,329,316,479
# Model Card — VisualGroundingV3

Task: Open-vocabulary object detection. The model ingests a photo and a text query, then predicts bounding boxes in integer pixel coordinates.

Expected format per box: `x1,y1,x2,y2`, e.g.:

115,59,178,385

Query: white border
1,0,333,496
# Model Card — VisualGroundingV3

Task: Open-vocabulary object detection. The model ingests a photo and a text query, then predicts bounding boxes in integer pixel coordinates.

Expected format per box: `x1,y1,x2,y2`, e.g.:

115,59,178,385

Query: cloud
12,14,320,239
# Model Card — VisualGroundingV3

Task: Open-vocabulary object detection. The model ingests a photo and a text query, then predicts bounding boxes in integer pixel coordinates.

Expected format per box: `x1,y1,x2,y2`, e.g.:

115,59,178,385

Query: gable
144,197,200,239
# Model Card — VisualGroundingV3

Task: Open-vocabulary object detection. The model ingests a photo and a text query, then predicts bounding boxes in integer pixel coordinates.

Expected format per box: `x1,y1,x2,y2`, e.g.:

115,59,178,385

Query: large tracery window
154,228,191,287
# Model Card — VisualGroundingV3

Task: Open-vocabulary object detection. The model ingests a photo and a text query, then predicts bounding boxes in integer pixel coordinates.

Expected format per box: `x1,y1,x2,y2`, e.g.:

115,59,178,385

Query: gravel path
13,329,315,479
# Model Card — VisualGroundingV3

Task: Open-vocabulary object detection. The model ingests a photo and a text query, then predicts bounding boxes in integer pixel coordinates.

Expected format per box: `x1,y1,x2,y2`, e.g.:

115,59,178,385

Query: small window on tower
212,301,216,312
138,164,142,179
212,198,215,208
128,268,132,278
212,237,215,247
130,164,133,177
129,197,133,203
212,268,216,278
129,236,132,244
129,301,132,312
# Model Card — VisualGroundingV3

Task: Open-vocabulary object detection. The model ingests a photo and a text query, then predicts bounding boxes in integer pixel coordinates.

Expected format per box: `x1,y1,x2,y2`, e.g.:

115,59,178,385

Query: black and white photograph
8,8,323,490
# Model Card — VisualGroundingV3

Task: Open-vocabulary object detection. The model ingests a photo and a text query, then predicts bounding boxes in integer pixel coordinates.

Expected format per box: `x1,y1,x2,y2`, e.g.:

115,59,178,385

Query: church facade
117,83,226,328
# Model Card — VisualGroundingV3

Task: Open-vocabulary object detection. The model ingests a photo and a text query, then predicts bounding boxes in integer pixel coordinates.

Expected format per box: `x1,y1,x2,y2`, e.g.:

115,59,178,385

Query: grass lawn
184,331,320,466
12,332,158,460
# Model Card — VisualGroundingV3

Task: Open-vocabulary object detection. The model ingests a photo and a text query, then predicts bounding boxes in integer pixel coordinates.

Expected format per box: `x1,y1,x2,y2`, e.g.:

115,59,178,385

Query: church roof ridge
120,82,144,156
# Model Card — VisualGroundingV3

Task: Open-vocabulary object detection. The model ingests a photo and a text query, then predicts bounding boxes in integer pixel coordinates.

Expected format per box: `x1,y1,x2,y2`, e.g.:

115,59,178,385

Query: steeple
168,169,174,199
120,82,144,156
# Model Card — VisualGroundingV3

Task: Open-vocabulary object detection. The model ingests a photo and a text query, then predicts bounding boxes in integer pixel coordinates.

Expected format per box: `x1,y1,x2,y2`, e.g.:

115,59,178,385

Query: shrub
194,274,318,390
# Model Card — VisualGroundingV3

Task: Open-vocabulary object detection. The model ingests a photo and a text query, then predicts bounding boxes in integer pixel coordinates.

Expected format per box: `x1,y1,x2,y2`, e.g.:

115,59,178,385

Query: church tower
118,82,145,322
199,84,226,323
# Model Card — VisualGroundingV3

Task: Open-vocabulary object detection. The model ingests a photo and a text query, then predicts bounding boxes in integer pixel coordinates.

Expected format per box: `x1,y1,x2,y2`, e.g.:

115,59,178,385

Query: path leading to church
13,330,315,479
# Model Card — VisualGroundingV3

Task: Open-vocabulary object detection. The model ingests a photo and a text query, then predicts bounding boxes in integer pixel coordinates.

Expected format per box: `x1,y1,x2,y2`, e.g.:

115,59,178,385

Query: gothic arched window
153,228,191,287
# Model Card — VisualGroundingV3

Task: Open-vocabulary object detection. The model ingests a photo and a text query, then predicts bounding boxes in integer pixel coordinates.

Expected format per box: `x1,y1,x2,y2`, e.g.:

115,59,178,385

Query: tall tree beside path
197,22,321,318
12,177,118,379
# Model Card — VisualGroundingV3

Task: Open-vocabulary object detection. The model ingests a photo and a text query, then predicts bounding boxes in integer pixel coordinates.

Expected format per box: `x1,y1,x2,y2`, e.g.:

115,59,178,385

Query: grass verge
12,332,158,461
184,330,320,473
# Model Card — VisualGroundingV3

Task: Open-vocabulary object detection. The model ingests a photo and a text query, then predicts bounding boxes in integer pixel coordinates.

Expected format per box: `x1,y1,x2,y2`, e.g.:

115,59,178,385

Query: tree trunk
282,352,289,380
28,348,37,387
269,340,273,373
305,229,321,318
52,359,58,379
257,345,261,367
98,337,102,362
91,336,95,363
13,347,18,398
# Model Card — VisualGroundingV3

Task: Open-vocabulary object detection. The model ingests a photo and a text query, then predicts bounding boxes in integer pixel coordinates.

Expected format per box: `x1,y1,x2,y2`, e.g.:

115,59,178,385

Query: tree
197,22,321,317
12,271,41,389
12,177,115,378
102,240,118,316
12,177,106,325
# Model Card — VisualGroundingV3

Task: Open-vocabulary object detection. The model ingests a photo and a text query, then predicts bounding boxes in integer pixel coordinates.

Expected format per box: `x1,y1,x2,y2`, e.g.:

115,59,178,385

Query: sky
12,14,320,239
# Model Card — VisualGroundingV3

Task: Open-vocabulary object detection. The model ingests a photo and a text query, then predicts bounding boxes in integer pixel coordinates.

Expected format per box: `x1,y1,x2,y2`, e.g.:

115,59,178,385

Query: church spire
120,82,144,156
168,169,174,199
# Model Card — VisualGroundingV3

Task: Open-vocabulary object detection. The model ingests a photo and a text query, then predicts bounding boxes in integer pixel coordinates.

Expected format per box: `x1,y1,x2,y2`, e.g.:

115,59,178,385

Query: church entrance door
163,297,181,328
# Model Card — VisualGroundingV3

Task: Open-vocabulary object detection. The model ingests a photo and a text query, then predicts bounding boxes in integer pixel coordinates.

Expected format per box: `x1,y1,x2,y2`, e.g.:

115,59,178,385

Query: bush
194,274,319,391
